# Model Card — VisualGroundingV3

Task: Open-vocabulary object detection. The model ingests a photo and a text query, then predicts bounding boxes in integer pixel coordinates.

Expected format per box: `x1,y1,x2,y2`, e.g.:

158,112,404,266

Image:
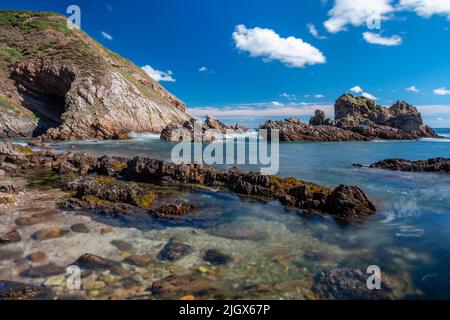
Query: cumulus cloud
142,65,176,82
433,87,450,95
363,32,402,46
280,93,297,101
362,91,378,100
315,94,325,98
399,0,450,19
307,23,327,39
100,31,113,40
350,86,364,93
198,66,208,72
324,0,394,33
232,24,326,68
406,85,420,92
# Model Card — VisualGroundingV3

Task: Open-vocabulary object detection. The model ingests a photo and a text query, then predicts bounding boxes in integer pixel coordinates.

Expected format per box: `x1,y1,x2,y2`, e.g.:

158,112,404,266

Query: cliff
0,10,191,140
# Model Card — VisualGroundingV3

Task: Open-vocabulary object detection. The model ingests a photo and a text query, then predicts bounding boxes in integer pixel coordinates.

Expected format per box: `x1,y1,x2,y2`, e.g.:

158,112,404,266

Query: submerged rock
20,264,65,278
0,281,49,300
150,274,219,300
203,249,232,266
312,268,398,300
70,223,90,233
32,227,70,241
157,238,193,261
74,253,124,275
151,203,197,219
0,229,22,245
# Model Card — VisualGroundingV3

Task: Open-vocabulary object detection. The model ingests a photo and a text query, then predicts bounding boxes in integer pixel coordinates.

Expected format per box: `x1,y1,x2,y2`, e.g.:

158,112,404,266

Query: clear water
45,129,450,299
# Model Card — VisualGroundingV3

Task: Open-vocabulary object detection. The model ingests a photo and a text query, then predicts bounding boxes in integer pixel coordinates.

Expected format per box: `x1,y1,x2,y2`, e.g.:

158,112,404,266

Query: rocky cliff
260,94,438,141
0,10,191,140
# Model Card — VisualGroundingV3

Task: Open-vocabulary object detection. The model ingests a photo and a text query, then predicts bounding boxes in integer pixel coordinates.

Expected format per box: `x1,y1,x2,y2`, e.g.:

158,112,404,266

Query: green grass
0,10,70,34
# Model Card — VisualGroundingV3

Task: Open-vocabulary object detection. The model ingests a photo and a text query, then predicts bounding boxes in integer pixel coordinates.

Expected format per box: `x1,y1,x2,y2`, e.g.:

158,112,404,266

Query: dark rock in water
32,227,70,241
70,223,90,233
111,240,133,252
312,268,397,299
368,158,450,173
325,185,376,222
0,183,23,193
0,281,49,300
209,224,267,241
61,197,139,217
0,229,21,245
151,203,197,219
20,264,65,278
203,249,232,266
74,253,124,275
150,274,218,299
15,210,60,226
124,255,151,267
158,238,193,261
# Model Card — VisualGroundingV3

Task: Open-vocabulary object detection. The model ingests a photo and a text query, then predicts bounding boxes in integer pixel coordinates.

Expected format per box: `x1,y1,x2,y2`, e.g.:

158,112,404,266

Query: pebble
44,275,66,287
32,228,70,241
83,280,106,290
27,251,48,263
71,223,90,233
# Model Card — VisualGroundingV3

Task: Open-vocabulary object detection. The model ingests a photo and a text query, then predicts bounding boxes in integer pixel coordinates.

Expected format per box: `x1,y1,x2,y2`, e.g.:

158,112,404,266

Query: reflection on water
29,129,450,298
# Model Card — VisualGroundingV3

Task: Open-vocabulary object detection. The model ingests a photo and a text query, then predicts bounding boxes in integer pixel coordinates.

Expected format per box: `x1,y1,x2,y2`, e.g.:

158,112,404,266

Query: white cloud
280,93,297,100
232,24,326,68
362,92,378,100
363,32,402,46
406,85,420,92
315,94,325,98
324,0,394,33
142,65,176,82
399,0,450,19
188,102,333,118
271,101,284,106
433,87,450,95
101,31,113,40
350,86,363,93
307,23,327,39
198,66,208,72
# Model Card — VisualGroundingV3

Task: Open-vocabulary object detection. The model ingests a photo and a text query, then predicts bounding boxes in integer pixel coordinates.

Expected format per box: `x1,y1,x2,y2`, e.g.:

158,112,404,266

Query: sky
2,0,450,127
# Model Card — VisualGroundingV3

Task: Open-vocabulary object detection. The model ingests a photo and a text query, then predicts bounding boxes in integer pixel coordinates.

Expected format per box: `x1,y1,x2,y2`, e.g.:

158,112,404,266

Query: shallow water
38,129,450,298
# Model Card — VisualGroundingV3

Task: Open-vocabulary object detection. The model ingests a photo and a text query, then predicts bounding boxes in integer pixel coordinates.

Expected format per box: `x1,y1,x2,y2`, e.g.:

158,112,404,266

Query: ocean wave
420,137,450,142
128,132,161,140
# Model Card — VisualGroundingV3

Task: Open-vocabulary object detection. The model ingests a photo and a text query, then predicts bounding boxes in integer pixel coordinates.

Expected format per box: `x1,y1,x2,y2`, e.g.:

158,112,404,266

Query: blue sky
2,0,450,126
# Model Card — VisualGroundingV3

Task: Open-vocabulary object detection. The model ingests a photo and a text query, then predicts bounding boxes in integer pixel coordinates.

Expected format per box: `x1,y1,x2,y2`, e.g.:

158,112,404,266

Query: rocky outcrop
1,143,377,222
161,116,246,142
0,11,191,140
361,158,450,173
260,94,439,142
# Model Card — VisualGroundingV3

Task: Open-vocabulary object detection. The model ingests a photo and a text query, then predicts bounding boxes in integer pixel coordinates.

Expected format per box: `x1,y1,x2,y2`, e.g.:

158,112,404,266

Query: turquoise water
48,129,450,299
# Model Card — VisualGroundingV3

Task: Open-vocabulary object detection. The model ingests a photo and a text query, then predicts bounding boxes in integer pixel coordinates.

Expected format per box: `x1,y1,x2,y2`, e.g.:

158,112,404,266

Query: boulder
325,185,376,221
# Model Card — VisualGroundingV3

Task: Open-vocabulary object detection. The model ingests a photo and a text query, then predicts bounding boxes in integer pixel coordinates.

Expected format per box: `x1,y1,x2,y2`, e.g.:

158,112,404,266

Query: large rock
0,281,49,300
0,11,191,140
309,109,333,126
325,185,376,221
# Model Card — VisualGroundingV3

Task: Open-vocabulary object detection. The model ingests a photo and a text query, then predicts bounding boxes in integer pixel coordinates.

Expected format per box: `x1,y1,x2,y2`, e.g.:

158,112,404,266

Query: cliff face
0,11,191,140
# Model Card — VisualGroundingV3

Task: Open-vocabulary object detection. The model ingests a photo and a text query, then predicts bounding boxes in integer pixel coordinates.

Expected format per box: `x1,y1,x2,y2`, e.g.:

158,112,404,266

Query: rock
32,228,70,241
0,183,23,193
150,274,218,300
0,12,191,140
43,275,66,287
20,264,65,278
0,281,49,300
152,203,197,219
203,249,232,266
111,240,133,252
15,210,60,226
368,157,450,173
0,229,21,245
83,281,106,290
208,224,267,241
124,255,151,268
74,253,124,275
325,185,376,221
70,223,90,233
27,251,48,263
309,109,333,126
157,238,193,261
312,268,397,299
0,249,23,261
